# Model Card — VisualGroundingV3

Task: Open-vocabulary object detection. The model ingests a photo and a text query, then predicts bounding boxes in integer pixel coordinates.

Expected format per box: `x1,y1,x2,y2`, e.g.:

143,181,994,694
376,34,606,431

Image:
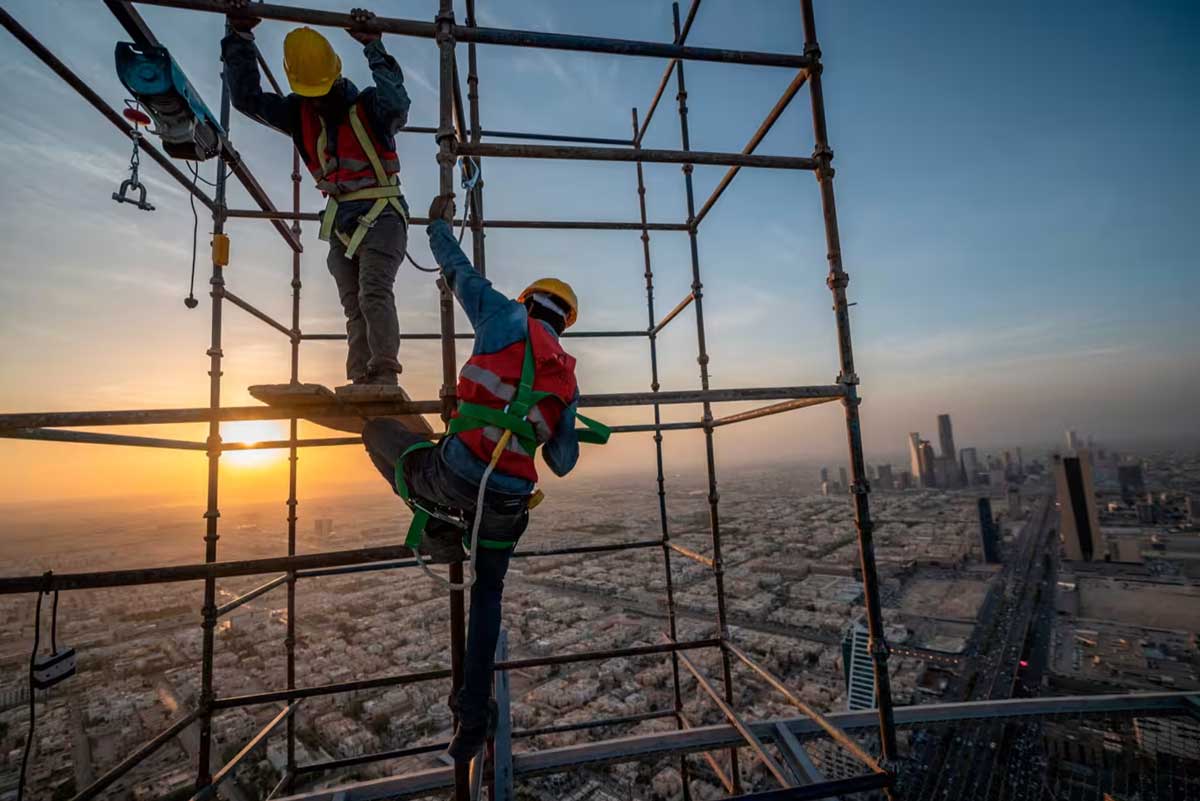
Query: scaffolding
0,1,898,799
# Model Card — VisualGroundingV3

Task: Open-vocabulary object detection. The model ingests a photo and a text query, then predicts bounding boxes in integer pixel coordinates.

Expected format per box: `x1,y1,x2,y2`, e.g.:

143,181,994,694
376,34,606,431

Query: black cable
185,163,202,308
17,591,44,801
50,590,58,654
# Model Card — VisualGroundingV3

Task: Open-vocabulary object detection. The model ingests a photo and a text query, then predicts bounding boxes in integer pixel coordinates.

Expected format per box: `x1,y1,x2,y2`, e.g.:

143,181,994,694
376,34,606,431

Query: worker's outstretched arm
359,38,411,133
542,392,581,477
221,25,292,135
427,201,513,331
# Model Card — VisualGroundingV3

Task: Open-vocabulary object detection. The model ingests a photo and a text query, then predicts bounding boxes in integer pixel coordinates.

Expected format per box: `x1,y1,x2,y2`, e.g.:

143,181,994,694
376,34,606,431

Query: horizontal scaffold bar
271,692,1200,801
227,210,688,231
457,142,816,170
0,538,671,595
214,638,719,710
300,329,649,341
0,385,845,431
130,0,813,69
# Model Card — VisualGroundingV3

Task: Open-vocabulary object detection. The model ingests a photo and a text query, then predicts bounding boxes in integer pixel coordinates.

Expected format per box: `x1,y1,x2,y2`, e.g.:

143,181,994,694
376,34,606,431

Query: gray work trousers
326,213,408,382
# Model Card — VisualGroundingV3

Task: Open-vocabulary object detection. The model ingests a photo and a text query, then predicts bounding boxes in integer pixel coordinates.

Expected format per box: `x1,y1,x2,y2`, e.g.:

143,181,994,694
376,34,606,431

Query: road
904,494,1057,801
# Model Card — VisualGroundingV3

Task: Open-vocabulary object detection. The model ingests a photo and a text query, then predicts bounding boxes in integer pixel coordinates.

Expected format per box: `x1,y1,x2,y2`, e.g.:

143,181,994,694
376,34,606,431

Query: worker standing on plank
222,12,411,390
362,194,591,761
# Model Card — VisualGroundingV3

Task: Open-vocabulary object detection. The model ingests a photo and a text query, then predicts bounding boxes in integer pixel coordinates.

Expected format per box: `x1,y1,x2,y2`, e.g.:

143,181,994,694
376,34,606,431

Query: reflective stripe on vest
453,322,578,483
299,101,408,258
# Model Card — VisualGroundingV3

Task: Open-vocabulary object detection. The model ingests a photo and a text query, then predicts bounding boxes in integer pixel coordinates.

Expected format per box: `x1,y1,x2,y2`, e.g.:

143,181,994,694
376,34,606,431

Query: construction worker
361,194,584,761
222,14,411,389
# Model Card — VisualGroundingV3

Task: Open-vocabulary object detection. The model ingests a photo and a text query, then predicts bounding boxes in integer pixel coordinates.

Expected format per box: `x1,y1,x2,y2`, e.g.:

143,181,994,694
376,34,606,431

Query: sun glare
222,421,289,468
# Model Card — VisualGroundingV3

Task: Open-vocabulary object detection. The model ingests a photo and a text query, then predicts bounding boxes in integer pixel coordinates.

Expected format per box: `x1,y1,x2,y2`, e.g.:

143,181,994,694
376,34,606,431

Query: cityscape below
2,413,1197,800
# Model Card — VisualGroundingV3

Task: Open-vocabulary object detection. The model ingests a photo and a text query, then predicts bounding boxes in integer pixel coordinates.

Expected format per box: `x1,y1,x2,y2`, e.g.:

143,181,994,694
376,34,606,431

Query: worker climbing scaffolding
362,192,609,762
222,9,414,391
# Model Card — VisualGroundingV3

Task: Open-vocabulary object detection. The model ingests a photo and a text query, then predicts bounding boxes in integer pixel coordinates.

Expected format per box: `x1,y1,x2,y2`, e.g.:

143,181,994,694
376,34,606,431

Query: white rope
411,429,509,592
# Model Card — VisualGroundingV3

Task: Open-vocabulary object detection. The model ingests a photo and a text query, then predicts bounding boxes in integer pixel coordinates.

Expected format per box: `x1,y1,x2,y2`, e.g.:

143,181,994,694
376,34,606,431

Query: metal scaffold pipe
799,0,898,763
129,0,813,68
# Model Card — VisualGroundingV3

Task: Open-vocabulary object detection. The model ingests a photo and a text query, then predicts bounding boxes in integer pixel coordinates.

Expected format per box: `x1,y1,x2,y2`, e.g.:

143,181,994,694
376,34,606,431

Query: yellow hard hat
519,278,578,329
283,27,341,97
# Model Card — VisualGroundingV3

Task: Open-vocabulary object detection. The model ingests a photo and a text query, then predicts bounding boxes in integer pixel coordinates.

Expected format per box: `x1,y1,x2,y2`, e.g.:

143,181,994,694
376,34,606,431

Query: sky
0,0,1197,505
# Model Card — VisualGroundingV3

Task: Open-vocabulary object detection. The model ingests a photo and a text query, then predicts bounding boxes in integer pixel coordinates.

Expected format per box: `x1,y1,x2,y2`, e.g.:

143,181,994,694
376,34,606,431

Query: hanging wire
17,589,45,801
405,157,479,273
183,162,208,309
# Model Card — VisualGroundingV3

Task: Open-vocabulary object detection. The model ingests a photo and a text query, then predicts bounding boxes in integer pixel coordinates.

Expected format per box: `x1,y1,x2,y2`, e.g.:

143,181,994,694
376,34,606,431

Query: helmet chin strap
529,293,569,318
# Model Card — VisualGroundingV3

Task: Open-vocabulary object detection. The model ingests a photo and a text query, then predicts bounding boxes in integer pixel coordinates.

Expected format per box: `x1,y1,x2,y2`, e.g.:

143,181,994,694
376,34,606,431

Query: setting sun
221,420,290,468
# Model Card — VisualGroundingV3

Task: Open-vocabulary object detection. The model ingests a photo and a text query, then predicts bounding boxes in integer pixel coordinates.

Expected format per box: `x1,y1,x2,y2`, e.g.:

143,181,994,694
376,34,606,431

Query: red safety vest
454,322,578,483
298,101,400,196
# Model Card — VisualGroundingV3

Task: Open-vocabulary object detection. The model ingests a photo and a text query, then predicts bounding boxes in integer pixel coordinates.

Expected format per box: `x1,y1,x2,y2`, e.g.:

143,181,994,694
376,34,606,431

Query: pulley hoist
114,41,224,161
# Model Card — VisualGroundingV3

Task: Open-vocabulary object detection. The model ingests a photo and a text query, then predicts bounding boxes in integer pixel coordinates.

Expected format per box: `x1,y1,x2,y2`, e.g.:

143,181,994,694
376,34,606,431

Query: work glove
428,194,456,225
348,8,381,44
225,14,261,33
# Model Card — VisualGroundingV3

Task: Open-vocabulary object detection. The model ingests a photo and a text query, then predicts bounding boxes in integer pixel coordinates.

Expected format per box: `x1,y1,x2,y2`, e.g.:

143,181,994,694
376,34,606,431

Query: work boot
447,699,498,763
365,367,400,386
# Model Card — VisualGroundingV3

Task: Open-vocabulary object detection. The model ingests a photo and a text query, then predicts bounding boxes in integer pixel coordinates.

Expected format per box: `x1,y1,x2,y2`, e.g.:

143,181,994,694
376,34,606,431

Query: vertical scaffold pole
670,4,741,792
284,147,302,791
799,0,898,763
464,0,486,277
435,3,469,799
632,106,691,801
195,31,232,790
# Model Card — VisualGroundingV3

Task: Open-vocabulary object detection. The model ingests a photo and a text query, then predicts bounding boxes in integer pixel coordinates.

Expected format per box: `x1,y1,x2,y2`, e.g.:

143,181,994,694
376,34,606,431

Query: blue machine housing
115,41,224,161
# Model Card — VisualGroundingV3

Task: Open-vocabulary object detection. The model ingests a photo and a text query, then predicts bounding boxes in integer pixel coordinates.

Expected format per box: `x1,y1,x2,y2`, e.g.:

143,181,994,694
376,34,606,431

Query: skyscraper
960,447,980,486
838,466,849,491
819,466,829,485
841,619,876,711
919,441,936,488
1055,451,1106,561
937,413,956,460
908,432,923,483
876,464,893,490
1007,485,1021,519
1117,464,1145,505
1066,429,1081,452
978,497,1001,563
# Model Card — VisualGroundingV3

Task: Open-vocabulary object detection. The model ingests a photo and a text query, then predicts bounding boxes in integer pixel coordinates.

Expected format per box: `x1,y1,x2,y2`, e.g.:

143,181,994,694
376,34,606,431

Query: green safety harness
394,328,610,588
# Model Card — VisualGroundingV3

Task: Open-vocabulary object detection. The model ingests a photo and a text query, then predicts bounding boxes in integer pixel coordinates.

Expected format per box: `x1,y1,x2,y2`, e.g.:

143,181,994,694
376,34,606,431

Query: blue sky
0,0,1197,502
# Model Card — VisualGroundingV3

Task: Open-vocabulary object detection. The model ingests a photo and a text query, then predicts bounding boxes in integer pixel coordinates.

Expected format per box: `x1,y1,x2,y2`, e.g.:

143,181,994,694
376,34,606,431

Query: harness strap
394,440,441,550
316,104,409,258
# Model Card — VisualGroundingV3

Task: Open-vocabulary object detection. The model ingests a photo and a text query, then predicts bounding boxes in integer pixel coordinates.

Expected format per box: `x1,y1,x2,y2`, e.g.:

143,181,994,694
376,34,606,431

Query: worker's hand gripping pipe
411,429,513,591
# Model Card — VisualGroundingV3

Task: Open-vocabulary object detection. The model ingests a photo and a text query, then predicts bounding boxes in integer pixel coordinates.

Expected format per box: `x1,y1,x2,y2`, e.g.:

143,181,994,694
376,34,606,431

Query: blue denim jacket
428,220,580,494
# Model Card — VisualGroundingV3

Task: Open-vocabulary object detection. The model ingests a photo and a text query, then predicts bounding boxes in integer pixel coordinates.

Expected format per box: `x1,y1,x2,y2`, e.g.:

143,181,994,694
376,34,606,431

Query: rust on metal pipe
724,641,885,774
711,396,839,427
653,291,695,335
634,0,701,143
677,650,792,788
667,541,715,569
677,710,734,794
693,68,811,227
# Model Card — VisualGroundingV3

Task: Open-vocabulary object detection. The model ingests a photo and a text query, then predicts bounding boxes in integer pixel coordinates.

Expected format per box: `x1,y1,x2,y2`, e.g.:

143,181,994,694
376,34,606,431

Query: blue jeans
362,418,524,728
